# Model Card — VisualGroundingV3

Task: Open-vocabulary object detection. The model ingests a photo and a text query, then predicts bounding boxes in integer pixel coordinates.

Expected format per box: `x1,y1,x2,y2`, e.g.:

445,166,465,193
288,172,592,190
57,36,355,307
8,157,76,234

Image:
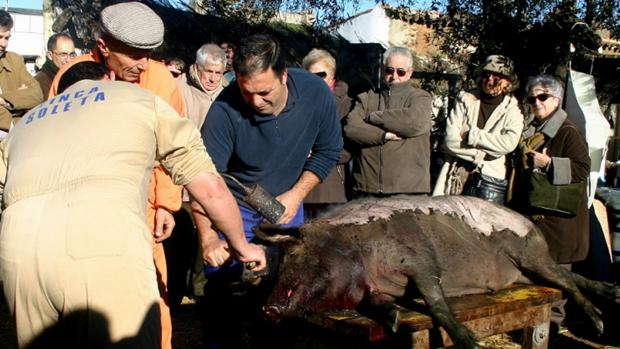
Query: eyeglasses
313,71,327,78
526,93,552,104
384,66,408,77
53,51,77,60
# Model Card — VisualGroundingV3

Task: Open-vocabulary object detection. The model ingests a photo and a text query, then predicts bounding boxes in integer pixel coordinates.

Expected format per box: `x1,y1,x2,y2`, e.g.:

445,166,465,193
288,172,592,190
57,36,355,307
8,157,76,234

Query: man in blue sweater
192,33,341,348
192,34,341,267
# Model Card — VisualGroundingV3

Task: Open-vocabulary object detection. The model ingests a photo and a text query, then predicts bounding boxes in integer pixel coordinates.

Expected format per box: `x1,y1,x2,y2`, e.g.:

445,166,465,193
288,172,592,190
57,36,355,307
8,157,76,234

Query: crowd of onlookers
0,1,615,348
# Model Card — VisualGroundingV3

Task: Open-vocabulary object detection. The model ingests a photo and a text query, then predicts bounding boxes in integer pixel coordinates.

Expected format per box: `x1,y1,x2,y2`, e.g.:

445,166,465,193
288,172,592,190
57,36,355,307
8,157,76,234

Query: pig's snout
262,305,284,322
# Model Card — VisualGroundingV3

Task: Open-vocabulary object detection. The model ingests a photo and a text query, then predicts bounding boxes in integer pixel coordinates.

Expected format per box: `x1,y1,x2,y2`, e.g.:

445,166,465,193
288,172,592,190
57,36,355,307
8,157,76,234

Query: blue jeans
203,203,303,278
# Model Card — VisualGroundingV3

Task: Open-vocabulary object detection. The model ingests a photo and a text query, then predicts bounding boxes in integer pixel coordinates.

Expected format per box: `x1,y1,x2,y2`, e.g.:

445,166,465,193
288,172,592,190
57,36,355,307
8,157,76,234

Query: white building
8,7,44,74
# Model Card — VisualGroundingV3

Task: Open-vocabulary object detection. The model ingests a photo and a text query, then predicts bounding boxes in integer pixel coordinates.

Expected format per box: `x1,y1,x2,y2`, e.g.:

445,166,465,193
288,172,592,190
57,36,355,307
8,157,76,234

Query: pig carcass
259,195,620,349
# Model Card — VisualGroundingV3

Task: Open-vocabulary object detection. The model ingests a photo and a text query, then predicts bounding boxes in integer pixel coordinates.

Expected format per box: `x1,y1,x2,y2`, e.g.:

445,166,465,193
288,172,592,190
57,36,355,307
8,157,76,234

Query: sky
6,0,42,9
4,0,381,12
4,0,430,15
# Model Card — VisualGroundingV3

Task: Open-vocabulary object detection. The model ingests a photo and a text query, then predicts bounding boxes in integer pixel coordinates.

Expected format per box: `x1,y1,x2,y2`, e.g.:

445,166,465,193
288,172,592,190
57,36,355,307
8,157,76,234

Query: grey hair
196,43,227,69
525,74,564,102
302,49,336,75
384,46,414,68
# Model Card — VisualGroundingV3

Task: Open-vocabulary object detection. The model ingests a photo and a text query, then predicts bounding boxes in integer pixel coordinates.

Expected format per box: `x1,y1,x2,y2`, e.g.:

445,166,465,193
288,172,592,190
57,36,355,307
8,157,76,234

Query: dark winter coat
510,109,590,263
34,60,59,98
344,81,432,194
305,80,354,204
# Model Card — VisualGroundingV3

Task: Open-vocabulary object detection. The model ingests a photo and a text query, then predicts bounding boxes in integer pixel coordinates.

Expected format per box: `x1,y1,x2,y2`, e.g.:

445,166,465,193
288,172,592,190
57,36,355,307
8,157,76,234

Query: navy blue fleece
201,68,342,201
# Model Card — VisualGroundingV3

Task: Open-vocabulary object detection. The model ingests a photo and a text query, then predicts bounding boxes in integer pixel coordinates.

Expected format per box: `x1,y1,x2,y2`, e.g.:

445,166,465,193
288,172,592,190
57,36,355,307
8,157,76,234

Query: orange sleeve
145,64,184,215
151,166,182,212
169,79,186,117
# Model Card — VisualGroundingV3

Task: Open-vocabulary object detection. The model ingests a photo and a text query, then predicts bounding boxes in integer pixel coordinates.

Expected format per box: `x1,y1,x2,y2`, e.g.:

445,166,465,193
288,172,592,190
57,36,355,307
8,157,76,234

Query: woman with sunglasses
510,74,590,264
508,74,590,334
434,55,523,205
301,49,353,218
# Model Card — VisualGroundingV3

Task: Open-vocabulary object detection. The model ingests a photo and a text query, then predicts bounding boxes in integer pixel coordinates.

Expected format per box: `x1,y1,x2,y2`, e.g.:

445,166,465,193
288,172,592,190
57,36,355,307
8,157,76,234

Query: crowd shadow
5,301,161,349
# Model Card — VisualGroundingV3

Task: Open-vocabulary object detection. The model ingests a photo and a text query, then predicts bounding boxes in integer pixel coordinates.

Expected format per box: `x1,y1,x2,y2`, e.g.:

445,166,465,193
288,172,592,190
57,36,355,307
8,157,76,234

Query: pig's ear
253,223,301,242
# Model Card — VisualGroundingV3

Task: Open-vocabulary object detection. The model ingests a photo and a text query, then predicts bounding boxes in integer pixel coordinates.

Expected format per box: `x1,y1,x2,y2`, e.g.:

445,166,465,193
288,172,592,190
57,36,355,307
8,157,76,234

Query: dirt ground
1,297,618,349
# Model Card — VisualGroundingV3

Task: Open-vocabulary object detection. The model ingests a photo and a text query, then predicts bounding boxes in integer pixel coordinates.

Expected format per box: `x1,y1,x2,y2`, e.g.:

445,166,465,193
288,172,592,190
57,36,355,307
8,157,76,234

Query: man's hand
234,243,267,272
201,235,231,267
384,132,403,141
153,207,175,242
275,189,304,224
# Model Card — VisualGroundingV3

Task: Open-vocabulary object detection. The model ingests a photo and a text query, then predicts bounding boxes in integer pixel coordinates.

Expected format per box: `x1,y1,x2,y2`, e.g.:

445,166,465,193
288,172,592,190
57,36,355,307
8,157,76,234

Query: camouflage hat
480,55,516,81
100,2,164,50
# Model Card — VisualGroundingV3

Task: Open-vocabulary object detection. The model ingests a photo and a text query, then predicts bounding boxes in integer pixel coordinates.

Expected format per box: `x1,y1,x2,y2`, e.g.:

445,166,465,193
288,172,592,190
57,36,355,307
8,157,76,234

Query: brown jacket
305,80,353,203
0,52,44,131
344,82,432,194
34,60,58,98
510,109,590,263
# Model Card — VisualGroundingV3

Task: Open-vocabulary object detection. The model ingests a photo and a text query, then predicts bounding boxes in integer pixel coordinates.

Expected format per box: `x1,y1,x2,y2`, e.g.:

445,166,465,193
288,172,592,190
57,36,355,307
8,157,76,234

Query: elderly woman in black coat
511,74,590,264
509,74,590,330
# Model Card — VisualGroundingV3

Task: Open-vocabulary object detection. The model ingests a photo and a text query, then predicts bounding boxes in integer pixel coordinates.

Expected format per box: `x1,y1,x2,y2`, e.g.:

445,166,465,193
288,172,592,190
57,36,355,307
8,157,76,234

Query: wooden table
306,285,562,349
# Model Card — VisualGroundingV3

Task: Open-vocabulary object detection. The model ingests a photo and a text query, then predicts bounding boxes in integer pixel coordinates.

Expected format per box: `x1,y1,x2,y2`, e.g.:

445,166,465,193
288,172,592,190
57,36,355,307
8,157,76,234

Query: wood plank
435,304,552,347
306,285,561,343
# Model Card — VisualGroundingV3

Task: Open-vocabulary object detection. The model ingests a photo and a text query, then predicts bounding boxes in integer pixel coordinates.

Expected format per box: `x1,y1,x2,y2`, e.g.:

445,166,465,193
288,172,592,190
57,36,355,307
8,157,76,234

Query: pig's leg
411,273,480,349
568,272,620,303
505,231,605,335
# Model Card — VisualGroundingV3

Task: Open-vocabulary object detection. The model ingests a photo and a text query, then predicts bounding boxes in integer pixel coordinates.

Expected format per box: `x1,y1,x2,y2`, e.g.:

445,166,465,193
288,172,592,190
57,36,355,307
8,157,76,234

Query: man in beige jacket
0,76,265,348
177,43,227,129
0,9,44,134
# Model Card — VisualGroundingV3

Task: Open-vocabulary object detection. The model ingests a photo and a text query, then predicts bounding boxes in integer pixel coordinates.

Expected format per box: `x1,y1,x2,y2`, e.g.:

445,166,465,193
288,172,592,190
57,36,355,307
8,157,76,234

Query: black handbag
463,171,508,205
527,170,584,216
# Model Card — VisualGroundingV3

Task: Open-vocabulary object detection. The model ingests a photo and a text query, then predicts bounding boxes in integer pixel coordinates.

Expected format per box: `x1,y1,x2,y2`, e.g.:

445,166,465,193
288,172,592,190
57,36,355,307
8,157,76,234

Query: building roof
8,7,42,16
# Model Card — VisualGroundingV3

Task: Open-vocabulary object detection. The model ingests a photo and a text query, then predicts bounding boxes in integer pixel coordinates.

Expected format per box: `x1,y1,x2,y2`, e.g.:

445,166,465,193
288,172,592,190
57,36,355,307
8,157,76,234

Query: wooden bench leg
411,330,430,349
522,304,551,349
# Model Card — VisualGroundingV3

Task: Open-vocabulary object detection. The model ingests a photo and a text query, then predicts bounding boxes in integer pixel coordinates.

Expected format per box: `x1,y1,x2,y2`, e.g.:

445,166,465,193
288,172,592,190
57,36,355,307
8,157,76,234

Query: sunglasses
526,93,552,104
313,71,327,78
481,71,508,80
384,66,408,77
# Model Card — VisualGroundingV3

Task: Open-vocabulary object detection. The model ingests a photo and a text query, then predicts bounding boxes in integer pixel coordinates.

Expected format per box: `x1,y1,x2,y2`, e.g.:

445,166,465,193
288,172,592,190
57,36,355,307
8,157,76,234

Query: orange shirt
50,50,185,228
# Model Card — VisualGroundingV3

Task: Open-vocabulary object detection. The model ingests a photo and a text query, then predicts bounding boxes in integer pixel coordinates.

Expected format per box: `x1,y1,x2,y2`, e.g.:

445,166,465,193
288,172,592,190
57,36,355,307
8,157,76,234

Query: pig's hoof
584,304,604,336
613,284,620,303
593,318,604,336
389,310,402,333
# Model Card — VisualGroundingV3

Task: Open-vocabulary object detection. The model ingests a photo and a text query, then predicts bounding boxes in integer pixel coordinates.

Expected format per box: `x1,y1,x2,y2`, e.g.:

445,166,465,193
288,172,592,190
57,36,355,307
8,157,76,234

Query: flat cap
100,2,164,50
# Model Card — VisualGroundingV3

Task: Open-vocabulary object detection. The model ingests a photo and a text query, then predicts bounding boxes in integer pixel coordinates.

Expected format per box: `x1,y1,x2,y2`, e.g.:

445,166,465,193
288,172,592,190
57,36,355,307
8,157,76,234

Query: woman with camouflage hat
433,54,524,205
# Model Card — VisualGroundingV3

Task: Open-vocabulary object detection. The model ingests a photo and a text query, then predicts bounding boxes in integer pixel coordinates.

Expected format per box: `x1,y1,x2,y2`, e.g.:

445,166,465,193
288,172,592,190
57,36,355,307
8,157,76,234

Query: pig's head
255,224,367,323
